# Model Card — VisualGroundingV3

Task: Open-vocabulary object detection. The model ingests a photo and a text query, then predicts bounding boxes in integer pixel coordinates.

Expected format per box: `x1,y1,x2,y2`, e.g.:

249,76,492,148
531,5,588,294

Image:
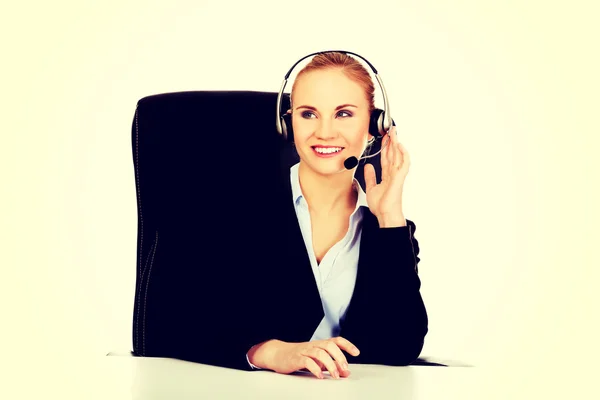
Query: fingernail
342,362,349,370
319,372,324,379
334,370,340,379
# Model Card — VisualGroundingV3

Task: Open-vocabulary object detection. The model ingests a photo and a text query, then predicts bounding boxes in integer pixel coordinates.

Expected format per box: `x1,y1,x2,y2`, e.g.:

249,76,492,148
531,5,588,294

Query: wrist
378,213,406,228
248,339,283,370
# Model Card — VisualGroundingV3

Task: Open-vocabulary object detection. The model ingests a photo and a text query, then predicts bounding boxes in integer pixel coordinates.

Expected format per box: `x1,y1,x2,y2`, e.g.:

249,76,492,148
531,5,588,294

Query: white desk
102,355,480,400
13,354,594,399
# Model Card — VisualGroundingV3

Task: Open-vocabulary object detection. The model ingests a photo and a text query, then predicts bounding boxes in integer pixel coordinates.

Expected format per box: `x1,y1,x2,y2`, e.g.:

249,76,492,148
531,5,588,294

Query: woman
245,52,428,379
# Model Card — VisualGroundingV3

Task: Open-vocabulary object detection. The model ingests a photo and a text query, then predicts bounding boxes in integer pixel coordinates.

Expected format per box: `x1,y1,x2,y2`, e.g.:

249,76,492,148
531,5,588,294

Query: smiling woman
244,51,429,380
291,66,373,181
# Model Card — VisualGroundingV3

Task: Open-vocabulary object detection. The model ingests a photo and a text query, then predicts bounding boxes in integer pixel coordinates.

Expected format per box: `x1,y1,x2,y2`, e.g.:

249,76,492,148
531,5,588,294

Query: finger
392,127,403,168
380,135,391,182
314,359,350,378
301,356,324,379
386,133,396,173
387,126,396,165
305,347,339,379
364,163,377,192
338,367,351,378
386,127,399,169
332,336,361,357
388,125,396,142
314,358,326,370
322,340,350,374
390,126,403,170
398,142,411,173
395,141,403,169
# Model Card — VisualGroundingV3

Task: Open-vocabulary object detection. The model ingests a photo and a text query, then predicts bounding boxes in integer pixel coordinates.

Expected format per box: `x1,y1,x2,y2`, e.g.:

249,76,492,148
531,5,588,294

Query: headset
275,50,395,170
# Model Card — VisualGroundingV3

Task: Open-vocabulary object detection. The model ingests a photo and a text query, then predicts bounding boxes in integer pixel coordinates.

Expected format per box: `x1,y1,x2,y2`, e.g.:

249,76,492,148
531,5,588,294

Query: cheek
292,117,314,136
346,123,370,144
292,127,313,145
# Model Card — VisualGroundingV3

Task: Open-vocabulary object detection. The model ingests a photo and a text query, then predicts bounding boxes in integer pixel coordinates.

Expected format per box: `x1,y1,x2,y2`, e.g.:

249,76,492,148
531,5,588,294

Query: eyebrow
295,104,358,111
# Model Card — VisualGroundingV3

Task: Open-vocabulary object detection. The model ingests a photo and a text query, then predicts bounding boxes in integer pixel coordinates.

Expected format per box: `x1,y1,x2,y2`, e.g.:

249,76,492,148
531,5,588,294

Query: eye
337,110,353,118
301,111,316,119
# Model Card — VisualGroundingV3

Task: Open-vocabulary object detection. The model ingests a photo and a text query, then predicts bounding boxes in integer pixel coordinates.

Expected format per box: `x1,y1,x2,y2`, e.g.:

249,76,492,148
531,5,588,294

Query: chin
315,164,345,176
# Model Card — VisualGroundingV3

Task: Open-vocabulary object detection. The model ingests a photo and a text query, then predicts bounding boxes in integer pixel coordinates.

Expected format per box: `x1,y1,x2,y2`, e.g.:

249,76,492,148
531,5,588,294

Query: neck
298,161,358,216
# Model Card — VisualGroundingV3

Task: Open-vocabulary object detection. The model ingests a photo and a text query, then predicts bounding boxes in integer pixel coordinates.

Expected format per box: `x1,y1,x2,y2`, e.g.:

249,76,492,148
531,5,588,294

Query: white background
2,0,599,396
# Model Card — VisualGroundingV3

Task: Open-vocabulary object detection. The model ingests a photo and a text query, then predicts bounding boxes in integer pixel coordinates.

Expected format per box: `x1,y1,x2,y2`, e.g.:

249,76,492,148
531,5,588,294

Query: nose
315,119,338,140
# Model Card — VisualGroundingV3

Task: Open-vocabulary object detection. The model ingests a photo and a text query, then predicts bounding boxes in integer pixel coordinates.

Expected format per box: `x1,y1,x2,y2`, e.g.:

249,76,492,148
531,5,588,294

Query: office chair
130,90,295,369
129,90,450,369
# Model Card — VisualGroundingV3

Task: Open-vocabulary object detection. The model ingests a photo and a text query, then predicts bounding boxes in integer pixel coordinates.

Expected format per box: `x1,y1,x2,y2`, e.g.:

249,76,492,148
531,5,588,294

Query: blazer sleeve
339,218,428,366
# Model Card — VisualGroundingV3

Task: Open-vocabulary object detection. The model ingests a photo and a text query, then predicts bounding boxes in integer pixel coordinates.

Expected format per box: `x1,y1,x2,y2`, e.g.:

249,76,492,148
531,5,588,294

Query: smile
312,146,343,155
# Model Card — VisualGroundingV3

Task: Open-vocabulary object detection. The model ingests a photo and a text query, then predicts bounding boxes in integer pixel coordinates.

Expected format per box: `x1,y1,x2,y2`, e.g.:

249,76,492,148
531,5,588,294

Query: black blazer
137,166,428,371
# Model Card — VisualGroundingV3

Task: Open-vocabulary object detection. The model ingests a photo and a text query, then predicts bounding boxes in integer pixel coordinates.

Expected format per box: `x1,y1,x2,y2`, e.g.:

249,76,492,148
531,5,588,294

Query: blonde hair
290,52,376,113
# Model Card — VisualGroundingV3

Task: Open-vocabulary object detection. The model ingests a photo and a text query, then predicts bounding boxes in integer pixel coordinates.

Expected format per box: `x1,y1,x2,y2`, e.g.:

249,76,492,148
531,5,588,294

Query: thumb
364,163,377,192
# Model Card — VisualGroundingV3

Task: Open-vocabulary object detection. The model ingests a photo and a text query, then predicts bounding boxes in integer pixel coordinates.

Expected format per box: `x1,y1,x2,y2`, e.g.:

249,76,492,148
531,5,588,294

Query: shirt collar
290,162,368,211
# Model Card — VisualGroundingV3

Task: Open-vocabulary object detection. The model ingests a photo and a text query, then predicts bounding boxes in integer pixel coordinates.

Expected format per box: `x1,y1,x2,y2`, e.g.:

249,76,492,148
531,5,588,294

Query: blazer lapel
269,167,324,342
350,208,379,305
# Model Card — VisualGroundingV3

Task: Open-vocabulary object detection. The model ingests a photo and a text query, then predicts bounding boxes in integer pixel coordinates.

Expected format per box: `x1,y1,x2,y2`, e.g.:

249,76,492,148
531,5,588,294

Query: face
290,68,372,176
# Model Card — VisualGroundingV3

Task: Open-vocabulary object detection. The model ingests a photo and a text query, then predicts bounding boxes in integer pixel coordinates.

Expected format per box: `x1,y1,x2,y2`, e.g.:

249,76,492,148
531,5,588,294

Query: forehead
292,69,368,107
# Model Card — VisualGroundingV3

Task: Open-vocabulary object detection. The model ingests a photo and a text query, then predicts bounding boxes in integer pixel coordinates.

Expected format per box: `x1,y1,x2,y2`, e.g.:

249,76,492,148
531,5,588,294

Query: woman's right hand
250,337,360,379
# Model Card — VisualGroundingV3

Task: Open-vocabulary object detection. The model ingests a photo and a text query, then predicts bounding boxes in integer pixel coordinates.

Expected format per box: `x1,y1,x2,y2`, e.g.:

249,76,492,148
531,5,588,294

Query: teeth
314,147,342,154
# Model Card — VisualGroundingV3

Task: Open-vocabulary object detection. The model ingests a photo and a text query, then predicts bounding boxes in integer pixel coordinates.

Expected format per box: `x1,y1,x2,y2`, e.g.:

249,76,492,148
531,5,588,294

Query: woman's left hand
364,126,410,227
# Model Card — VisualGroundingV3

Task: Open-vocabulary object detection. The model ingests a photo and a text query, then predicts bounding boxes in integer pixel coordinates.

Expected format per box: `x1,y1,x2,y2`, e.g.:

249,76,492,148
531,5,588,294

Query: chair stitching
134,107,144,351
135,238,156,352
139,240,155,299
142,230,159,355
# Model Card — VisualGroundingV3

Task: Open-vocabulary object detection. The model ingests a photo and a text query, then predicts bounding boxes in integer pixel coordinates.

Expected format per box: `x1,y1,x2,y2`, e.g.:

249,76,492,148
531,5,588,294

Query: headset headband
275,50,392,136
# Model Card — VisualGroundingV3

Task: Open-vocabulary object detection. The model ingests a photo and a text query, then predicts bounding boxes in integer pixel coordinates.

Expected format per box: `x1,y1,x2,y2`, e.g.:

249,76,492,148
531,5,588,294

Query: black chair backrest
131,91,289,357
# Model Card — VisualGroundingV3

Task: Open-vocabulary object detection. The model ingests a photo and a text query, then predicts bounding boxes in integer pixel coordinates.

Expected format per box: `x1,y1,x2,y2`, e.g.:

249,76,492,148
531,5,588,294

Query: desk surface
104,356,483,400
10,355,596,400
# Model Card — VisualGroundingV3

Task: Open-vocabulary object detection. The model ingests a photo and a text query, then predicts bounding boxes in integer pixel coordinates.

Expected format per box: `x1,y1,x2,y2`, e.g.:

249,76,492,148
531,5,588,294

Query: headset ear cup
369,108,385,139
282,113,294,142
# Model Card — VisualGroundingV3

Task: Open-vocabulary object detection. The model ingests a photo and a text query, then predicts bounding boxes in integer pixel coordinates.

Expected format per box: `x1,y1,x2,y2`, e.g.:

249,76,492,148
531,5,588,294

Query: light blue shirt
289,162,369,341
247,163,369,369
